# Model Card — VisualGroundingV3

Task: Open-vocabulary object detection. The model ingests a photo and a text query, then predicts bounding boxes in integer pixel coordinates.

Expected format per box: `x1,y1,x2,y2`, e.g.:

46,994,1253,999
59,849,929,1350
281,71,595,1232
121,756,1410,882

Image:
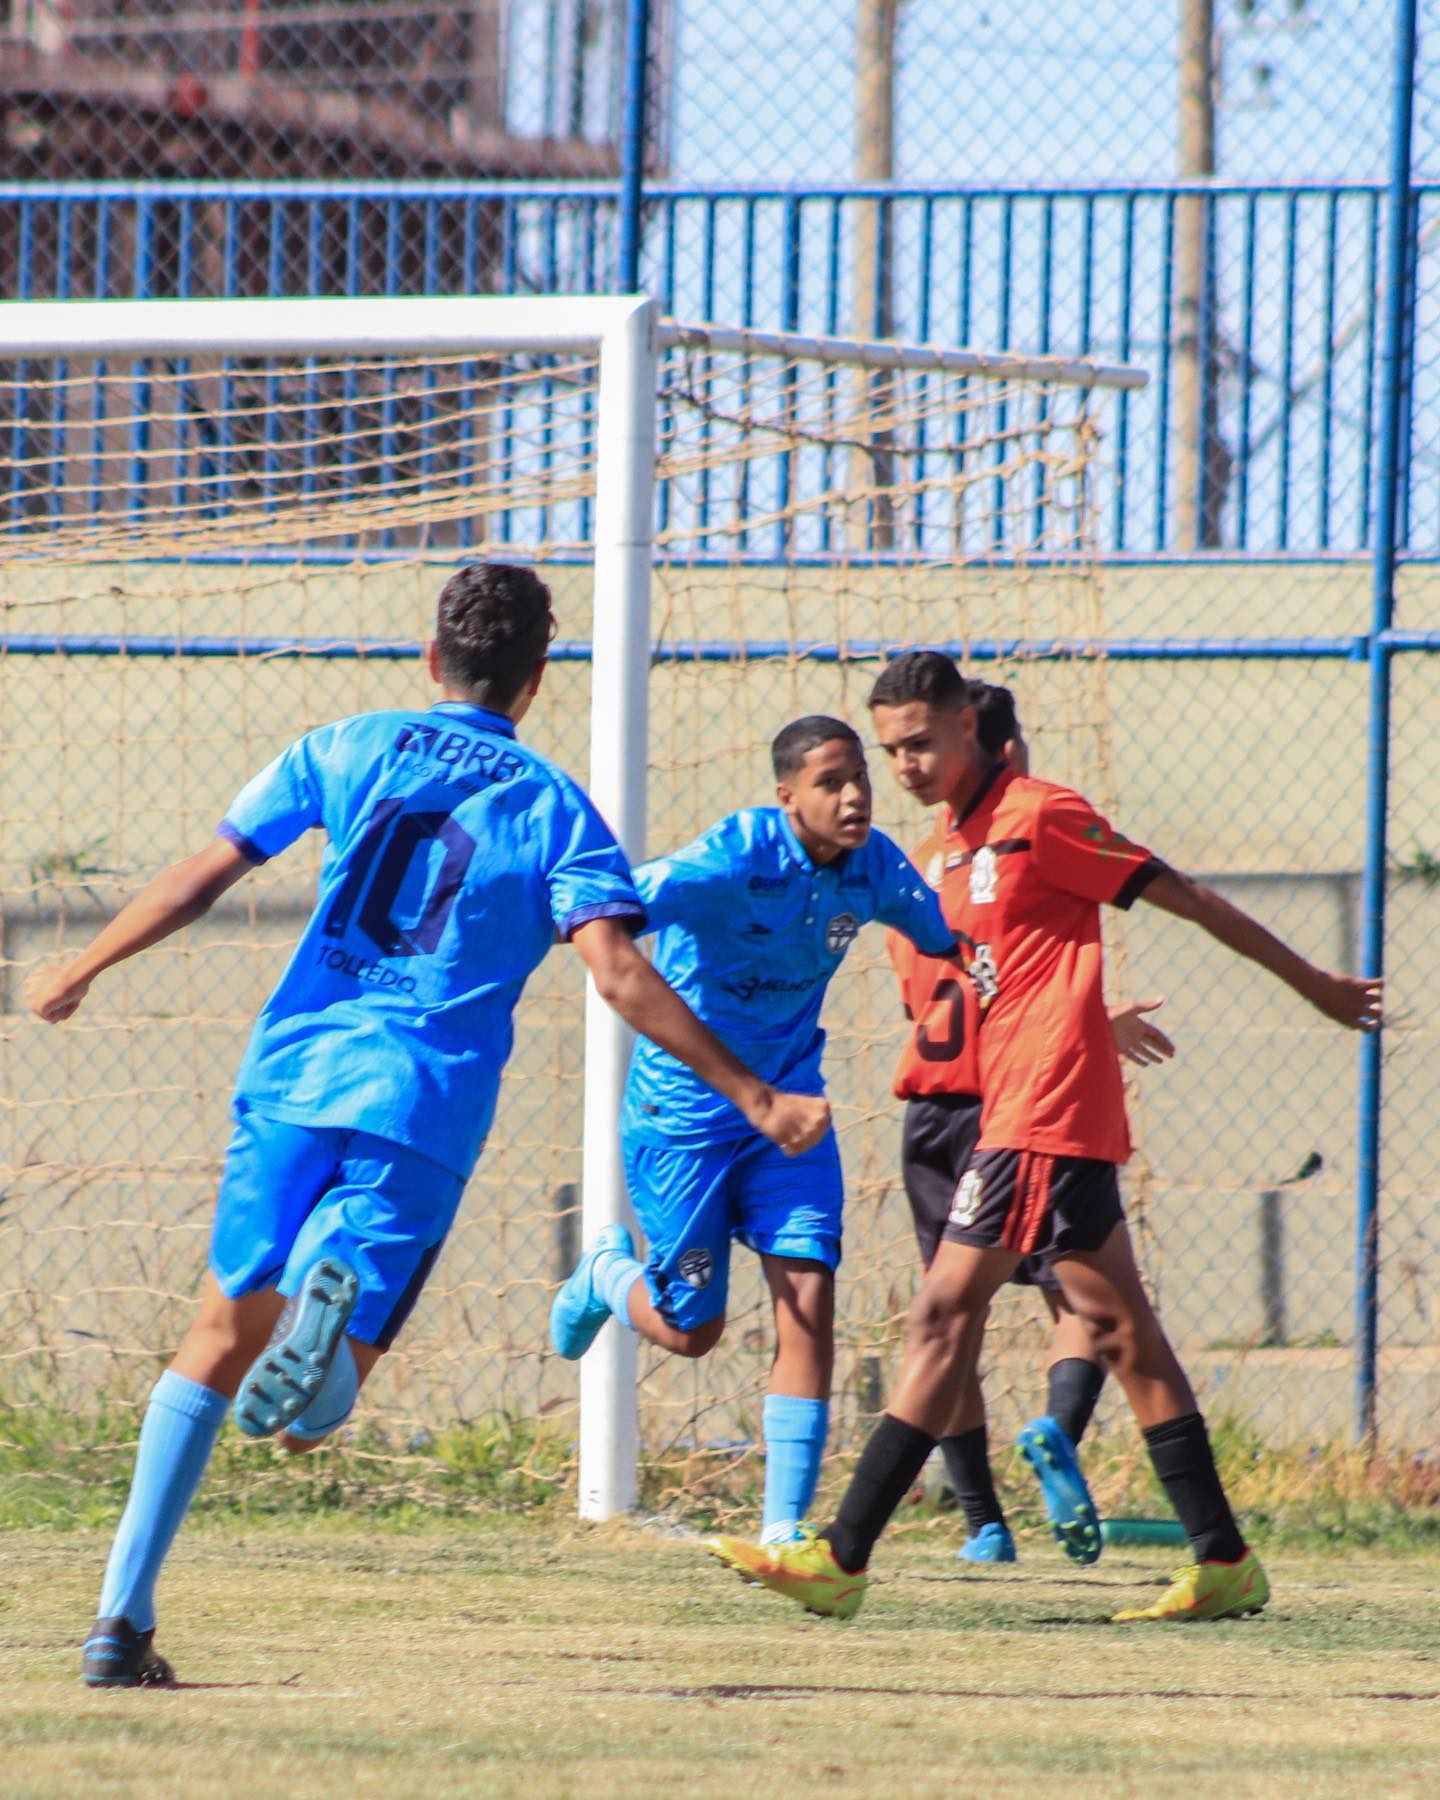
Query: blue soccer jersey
219,700,645,1177
620,807,955,1145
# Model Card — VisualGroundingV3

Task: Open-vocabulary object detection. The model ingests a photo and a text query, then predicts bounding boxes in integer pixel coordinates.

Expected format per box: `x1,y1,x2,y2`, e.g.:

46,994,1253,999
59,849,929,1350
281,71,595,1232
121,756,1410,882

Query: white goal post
0,294,1146,1522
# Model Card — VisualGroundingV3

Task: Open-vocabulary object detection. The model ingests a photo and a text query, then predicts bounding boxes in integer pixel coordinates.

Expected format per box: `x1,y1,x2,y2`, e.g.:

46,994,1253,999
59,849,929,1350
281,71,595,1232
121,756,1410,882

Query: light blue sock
760,1393,829,1544
97,1370,230,1631
595,1249,645,1328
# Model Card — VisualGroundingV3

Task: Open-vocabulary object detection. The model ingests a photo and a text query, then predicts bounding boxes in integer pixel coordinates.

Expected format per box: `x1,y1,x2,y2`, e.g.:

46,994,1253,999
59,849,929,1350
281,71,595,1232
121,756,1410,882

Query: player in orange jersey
709,650,1380,1624
888,681,1173,1566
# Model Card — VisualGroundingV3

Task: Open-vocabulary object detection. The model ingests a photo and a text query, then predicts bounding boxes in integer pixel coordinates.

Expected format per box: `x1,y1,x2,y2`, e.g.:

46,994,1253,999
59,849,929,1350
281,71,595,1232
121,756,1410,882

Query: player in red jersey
889,682,1174,1566
709,651,1381,1624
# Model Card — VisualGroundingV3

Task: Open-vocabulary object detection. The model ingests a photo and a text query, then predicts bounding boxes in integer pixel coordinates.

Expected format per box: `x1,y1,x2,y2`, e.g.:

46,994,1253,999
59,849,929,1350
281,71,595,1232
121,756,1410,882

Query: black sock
939,1427,1006,1536
1045,1358,1106,1447
823,1414,937,1574
1142,1411,1246,1564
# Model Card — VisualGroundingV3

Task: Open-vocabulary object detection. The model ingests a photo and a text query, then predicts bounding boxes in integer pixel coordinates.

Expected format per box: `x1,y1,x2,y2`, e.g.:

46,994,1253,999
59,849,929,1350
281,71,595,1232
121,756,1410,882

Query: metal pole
1354,0,1418,1448
578,296,659,1519
617,0,653,290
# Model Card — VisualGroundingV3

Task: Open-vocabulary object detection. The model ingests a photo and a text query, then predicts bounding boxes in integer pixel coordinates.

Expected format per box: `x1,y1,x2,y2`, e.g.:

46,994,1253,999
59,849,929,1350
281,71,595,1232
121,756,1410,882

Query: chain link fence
0,0,1437,1517
0,325,1434,1534
0,2,1416,185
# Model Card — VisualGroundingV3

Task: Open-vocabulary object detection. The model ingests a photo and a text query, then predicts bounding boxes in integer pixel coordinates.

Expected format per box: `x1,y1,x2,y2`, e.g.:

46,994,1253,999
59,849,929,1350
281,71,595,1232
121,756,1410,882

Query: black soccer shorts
940,1143,1124,1272
901,1094,1069,1290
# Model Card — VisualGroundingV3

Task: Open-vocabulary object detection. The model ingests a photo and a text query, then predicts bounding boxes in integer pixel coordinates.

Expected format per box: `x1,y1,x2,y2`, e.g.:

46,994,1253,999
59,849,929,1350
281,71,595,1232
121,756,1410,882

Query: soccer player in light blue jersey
550,715,958,1545
26,563,829,1688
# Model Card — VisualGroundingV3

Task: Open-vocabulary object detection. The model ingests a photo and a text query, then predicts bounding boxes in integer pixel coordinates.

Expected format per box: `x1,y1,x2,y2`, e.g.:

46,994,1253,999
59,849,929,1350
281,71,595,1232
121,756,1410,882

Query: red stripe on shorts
1002,1151,1053,1255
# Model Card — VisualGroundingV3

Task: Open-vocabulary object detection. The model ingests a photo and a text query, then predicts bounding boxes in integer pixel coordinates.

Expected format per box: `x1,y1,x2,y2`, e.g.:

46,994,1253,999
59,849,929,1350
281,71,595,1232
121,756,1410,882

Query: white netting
0,330,1115,1510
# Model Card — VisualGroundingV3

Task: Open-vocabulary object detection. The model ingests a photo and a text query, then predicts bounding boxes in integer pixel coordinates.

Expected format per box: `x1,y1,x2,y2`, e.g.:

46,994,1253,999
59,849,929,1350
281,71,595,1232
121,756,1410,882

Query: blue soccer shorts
622,1127,844,1332
210,1101,466,1348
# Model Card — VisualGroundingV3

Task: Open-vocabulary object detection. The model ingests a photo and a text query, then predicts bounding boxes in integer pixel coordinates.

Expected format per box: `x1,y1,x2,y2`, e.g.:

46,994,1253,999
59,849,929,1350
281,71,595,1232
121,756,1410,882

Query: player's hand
746,1087,832,1156
1108,997,1175,1067
23,961,91,1023
1304,969,1384,1031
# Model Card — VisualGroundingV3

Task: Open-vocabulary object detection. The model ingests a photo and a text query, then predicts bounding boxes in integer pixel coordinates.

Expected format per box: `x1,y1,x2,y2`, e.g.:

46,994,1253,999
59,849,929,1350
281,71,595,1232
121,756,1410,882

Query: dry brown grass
3,1517,1439,1797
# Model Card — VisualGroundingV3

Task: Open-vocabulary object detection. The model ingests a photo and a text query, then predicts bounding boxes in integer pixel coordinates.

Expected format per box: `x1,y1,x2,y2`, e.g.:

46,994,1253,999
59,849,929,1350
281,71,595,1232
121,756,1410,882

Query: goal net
0,297,1138,1519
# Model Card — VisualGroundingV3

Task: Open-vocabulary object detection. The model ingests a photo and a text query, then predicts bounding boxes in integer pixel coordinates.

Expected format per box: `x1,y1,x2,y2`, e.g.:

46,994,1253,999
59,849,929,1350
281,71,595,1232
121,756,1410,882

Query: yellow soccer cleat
706,1527,868,1620
1113,1547,1270,1622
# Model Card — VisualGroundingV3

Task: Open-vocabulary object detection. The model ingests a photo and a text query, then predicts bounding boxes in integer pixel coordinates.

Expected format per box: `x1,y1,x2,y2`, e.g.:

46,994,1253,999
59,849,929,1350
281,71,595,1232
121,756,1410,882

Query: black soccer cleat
82,1616,176,1688
234,1257,359,1439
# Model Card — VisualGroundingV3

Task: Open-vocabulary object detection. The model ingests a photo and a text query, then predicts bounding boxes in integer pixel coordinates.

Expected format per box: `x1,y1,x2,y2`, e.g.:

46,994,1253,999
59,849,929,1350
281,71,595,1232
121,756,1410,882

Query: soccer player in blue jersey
549,716,958,1546
25,562,829,1688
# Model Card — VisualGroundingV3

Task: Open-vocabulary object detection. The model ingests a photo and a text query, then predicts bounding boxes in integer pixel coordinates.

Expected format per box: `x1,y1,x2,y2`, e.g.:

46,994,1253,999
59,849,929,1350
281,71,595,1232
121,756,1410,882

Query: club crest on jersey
825,911,860,954
949,1169,984,1228
969,942,1000,1003
678,1248,714,1289
969,845,998,904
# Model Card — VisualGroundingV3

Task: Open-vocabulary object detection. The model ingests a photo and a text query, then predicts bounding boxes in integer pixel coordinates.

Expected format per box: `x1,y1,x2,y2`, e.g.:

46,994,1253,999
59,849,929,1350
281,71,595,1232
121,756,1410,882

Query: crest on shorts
678,1247,714,1289
969,845,998,904
949,1168,984,1228
825,911,860,955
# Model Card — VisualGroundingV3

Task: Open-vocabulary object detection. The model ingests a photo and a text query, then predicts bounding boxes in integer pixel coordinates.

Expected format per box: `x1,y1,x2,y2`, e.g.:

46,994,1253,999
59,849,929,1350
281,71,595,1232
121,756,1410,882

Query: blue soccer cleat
549,1222,635,1360
956,1520,1018,1564
235,1256,359,1439
1017,1414,1103,1565
81,1616,175,1688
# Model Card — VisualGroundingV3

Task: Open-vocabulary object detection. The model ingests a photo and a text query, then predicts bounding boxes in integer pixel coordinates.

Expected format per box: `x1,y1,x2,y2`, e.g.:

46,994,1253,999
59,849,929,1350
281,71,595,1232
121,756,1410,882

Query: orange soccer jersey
927,764,1162,1165
887,819,983,1100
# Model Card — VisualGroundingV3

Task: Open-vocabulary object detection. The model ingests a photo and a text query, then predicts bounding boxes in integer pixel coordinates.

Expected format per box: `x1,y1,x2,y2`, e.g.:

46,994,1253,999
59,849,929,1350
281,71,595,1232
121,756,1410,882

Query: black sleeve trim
1111,857,1169,912
217,819,269,865
558,899,649,941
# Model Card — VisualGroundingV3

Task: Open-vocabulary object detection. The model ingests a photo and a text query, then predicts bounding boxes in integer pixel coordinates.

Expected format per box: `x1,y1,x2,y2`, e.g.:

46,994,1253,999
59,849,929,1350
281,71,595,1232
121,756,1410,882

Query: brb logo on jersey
825,912,860,954
678,1248,714,1289
949,1168,984,1228
969,845,998,904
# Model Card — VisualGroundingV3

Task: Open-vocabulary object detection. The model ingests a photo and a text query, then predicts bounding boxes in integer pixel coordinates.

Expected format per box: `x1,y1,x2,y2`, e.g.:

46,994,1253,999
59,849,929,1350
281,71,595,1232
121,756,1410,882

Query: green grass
3,1519,1440,1797
5,1397,1440,1553
0,1401,575,1529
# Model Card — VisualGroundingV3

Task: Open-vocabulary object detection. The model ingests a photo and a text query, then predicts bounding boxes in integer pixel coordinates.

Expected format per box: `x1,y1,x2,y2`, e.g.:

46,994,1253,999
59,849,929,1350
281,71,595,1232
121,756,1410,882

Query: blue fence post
1354,0,1419,1449
618,0,653,290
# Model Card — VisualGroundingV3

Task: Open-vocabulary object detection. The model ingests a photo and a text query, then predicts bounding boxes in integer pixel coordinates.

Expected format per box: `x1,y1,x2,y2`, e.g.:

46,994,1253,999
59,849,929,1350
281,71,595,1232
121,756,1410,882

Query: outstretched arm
24,839,256,1023
571,916,831,1156
1138,868,1382,1031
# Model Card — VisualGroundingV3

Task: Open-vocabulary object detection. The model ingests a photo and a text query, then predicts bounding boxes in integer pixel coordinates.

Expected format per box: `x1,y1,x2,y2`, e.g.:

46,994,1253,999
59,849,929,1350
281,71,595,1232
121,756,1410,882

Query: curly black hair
434,562,555,706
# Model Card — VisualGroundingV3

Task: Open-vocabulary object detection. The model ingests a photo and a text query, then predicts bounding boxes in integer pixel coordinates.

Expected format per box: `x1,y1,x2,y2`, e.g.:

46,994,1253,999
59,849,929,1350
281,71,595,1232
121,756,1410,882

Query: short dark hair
771,714,863,780
434,562,555,706
975,683,1020,757
866,650,977,713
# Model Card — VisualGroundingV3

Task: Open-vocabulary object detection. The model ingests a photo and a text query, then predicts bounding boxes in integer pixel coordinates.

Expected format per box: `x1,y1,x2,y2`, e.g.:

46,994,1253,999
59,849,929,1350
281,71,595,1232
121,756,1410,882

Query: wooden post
1175,0,1227,547
851,0,897,548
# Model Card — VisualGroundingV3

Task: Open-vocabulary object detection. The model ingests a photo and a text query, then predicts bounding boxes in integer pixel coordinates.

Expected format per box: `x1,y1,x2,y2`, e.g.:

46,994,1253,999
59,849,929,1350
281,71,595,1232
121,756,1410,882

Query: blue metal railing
5,630,1435,662
2,176,1432,558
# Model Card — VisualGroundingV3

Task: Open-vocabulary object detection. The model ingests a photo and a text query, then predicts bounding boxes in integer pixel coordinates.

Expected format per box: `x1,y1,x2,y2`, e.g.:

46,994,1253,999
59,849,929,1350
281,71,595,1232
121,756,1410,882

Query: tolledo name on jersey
314,946,420,994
